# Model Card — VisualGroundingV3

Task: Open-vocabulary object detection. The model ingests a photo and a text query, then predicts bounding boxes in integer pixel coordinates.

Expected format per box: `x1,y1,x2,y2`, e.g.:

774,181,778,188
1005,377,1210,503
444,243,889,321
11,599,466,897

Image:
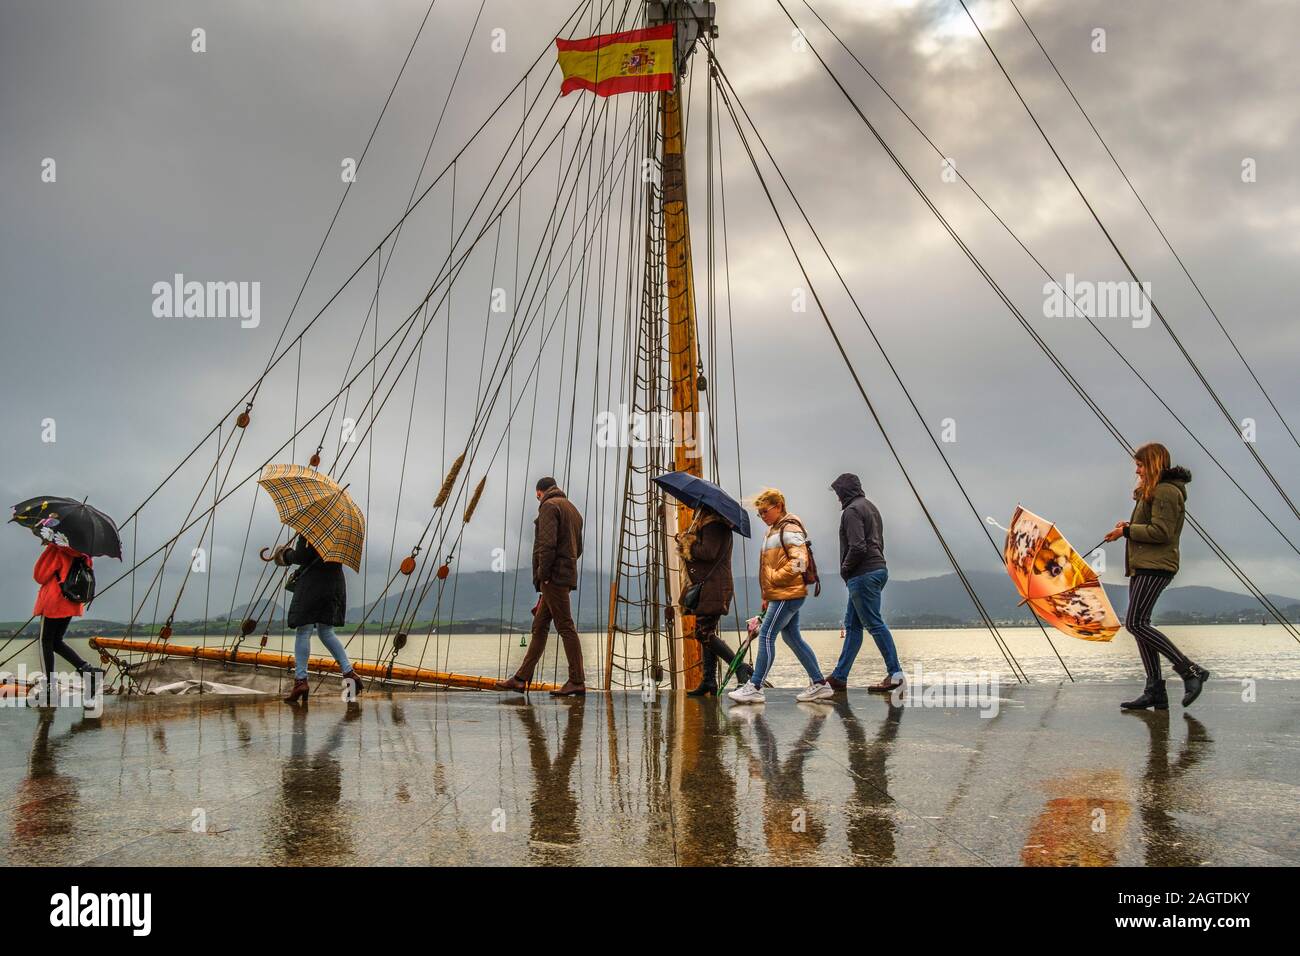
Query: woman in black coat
678,506,753,696
273,535,361,703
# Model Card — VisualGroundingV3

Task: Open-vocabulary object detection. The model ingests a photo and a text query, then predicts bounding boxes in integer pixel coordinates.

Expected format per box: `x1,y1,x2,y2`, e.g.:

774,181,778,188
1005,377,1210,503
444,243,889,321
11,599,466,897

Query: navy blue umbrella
652,472,751,538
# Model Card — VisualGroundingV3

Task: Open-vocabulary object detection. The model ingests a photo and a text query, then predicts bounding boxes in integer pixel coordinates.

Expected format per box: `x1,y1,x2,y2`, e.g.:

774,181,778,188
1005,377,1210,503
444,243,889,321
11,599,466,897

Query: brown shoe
342,670,364,698
495,676,530,693
549,681,586,697
283,678,309,704
825,675,847,692
867,676,903,693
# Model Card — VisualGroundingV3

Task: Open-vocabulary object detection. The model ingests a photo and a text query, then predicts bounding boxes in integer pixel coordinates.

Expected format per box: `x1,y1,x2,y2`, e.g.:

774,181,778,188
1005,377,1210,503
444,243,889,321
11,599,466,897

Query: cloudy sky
2,0,1298,624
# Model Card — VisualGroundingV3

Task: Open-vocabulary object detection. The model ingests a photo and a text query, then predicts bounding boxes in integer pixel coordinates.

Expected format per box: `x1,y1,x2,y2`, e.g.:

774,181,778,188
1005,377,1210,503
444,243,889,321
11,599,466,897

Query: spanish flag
555,23,676,97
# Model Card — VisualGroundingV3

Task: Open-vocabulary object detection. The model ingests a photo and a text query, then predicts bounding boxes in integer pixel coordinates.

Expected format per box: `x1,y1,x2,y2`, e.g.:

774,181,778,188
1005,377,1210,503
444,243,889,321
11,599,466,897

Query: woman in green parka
1103,442,1210,710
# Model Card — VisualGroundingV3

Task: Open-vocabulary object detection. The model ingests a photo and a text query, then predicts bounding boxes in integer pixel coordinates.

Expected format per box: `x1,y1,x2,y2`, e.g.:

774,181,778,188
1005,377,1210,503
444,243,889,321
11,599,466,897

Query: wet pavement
1,680,1296,866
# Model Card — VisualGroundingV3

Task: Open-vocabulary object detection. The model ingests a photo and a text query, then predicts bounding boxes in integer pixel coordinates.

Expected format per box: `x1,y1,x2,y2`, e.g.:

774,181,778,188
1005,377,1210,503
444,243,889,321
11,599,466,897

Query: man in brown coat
497,477,587,696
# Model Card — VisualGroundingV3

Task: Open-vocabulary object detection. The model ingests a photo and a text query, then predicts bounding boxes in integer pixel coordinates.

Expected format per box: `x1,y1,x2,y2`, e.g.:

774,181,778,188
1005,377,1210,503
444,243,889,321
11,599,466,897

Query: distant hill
341,567,1300,629
8,569,1293,638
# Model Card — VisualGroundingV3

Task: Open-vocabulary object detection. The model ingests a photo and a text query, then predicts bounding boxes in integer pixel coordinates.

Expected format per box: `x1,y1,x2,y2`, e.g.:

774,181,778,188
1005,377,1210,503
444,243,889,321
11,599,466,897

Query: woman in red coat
32,543,93,682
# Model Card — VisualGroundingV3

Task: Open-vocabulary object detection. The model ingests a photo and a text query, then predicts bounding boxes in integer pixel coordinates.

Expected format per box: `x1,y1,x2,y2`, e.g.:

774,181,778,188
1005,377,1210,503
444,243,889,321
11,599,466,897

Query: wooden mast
651,0,715,690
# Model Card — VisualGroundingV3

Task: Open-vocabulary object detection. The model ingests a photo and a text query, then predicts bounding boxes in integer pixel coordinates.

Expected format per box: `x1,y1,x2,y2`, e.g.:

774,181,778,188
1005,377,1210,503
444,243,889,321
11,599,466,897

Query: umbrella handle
259,547,275,562
1081,540,1108,561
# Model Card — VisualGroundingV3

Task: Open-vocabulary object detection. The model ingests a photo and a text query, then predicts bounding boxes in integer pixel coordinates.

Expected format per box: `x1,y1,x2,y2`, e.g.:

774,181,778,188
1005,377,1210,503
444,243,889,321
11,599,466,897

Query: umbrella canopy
10,496,122,558
651,471,751,538
256,465,365,572
1001,505,1119,641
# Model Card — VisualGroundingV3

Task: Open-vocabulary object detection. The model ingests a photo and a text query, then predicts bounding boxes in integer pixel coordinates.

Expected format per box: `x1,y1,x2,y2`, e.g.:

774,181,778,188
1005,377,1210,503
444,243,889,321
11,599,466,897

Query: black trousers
694,614,741,685
40,616,88,678
1125,572,1192,682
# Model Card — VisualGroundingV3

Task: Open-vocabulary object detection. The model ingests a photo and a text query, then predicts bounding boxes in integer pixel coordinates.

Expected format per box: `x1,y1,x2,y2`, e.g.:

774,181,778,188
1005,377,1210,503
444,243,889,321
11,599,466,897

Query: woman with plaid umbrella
256,464,366,705
272,535,362,704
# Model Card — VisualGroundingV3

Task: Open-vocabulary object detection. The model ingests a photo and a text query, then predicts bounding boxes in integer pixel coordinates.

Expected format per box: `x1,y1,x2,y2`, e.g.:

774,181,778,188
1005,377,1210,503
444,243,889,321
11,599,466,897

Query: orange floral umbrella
1000,505,1120,642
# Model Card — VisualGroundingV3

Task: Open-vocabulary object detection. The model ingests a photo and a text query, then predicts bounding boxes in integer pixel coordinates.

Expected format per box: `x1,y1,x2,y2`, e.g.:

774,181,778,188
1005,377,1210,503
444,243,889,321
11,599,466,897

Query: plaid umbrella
256,464,365,572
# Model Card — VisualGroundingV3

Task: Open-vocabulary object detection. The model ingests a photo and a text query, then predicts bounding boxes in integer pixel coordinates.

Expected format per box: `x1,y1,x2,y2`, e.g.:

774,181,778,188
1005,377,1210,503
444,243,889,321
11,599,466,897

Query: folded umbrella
651,471,750,537
10,496,122,558
999,505,1119,641
256,465,365,572
717,616,762,694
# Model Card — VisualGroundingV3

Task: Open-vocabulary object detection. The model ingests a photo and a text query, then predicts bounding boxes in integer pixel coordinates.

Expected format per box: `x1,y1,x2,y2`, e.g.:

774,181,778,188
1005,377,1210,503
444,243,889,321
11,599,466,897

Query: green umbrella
717,630,758,694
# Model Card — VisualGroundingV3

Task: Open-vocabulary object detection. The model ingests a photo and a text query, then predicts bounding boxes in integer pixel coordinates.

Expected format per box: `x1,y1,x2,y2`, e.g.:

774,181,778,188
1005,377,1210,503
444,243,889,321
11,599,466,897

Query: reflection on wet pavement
0,682,1294,866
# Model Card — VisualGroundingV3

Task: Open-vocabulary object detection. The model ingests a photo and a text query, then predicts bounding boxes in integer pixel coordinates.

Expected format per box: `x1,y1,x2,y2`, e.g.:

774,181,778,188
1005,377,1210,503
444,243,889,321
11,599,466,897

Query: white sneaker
796,681,834,702
728,682,766,704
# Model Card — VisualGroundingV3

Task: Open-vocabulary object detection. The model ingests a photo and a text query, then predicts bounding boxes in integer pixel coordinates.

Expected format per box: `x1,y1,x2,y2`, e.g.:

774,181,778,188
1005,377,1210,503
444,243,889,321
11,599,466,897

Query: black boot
687,642,718,697
1121,679,1168,711
1176,663,1210,708
735,662,755,687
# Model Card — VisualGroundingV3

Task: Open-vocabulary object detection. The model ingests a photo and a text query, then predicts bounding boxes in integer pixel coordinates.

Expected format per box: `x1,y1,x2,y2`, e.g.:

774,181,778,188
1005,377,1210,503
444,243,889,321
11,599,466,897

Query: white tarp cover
147,679,267,696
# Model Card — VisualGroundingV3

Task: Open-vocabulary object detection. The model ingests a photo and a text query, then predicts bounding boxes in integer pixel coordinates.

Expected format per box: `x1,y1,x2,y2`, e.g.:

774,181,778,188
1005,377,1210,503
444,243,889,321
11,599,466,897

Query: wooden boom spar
89,637,564,693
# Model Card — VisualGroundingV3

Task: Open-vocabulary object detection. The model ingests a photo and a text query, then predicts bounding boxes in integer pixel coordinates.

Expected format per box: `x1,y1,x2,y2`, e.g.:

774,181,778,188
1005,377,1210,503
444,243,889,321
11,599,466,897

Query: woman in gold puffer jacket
727,488,831,704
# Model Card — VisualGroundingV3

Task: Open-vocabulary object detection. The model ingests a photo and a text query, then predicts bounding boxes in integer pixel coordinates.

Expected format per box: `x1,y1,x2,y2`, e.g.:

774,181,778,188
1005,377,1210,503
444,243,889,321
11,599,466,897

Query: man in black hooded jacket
828,474,903,693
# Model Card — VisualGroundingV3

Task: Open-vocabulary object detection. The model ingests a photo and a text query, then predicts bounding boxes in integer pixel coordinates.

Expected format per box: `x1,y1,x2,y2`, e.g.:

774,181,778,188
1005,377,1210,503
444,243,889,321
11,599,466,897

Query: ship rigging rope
954,0,1300,525
247,0,443,416
352,121,642,685
89,86,591,610
1001,0,1300,455
709,49,1069,680
319,94,629,664
321,0,637,490
793,0,1300,561
715,86,755,632
402,87,650,680
769,0,1300,643
105,0,596,539
315,67,647,679
126,0,632,623
710,55,1029,683
100,5,596,676
330,0,644,679
497,78,537,677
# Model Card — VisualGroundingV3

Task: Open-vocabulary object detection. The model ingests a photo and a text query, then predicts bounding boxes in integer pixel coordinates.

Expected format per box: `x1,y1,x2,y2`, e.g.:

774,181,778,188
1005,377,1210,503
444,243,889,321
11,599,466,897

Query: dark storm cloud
2,0,1297,623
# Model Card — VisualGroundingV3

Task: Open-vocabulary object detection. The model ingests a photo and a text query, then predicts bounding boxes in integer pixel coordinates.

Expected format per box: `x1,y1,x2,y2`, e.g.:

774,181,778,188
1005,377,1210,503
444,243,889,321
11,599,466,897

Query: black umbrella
9,496,122,558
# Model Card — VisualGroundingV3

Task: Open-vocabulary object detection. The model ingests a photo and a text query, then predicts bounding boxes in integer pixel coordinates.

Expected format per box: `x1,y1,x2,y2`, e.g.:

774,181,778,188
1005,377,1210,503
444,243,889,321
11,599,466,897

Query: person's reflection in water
11,709,96,857
269,706,359,864
831,695,902,864
678,699,741,866
1136,712,1212,866
510,700,585,862
740,706,828,862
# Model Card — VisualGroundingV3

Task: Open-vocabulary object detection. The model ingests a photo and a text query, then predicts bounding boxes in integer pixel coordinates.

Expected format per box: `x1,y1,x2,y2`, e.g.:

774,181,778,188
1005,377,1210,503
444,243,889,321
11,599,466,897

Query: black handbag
282,541,319,593
679,551,725,613
679,581,704,612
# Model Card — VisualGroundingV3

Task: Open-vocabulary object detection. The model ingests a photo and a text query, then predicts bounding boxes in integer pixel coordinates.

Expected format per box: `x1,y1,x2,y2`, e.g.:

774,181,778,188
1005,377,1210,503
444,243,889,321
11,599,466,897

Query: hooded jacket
1124,466,1191,576
831,473,886,580
533,486,583,591
33,544,91,619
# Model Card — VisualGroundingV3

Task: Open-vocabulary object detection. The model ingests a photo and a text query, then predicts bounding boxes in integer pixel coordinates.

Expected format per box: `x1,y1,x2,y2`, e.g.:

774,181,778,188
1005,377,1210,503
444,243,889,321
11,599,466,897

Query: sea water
4,625,1298,689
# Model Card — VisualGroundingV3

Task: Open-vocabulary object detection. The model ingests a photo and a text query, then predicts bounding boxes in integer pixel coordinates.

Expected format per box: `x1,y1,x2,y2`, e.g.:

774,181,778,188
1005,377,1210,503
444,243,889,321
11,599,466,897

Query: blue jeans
749,597,823,687
294,624,352,680
832,568,901,681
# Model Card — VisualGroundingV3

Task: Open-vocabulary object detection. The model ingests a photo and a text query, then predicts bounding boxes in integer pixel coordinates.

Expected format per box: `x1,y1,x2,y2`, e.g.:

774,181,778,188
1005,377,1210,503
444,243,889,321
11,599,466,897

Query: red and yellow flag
555,24,675,97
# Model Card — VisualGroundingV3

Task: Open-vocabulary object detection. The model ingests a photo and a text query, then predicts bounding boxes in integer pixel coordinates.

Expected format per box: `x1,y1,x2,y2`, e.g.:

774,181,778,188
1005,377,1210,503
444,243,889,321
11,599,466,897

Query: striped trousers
1125,571,1192,682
